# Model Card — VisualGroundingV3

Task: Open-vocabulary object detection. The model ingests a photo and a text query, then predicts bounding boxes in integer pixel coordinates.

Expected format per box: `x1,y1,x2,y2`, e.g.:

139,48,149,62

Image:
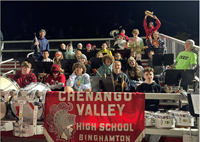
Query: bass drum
10,82,51,122
0,76,20,119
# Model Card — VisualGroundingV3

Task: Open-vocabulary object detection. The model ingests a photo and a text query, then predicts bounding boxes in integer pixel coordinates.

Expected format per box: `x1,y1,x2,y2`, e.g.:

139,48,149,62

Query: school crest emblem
46,102,76,141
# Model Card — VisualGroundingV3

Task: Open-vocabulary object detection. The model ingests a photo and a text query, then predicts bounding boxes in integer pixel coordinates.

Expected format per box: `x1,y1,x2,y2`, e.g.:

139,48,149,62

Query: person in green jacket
96,54,114,77
63,43,75,59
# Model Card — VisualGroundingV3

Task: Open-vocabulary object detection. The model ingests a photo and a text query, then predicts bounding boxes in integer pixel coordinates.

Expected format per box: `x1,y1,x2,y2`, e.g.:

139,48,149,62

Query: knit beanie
78,54,87,61
186,39,195,49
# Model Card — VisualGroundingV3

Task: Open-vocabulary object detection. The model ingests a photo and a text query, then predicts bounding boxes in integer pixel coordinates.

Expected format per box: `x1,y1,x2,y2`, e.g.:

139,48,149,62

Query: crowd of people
13,14,197,105
10,13,198,142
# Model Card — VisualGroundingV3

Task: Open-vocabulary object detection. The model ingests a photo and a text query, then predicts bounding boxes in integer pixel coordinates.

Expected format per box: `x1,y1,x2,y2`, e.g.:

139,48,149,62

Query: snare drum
155,112,175,129
0,76,20,91
0,76,20,119
168,110,194,128
10,82,51,121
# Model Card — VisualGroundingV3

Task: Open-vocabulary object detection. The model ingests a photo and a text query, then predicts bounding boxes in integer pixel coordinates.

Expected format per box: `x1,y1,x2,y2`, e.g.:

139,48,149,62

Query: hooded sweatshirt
96,63,113,77
136,81,165,112
64,45,75,59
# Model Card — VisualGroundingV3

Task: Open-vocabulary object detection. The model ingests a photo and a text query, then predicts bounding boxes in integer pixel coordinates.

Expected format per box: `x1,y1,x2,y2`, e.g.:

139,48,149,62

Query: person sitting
114,52,123,61
13,61,37,88
53,51,64,73
171,39,197,70
96,54,114,77
63,43,75,59
113,33,127,50
77,43,83,51
99,42,112,56
79,54,93,75
148,31,167,54
127,29,146,55
45,64,66,91
91,45,97,53
42,50,53,62
147,50,164,76
120,29,129,42
74,50,82,61
143,14,161,43
96,52,103,58
130,51,142,66
86,43,92,52
64,62,91,92
112,61,131,92
126,57,144,88
31,29,49,61
59,43,67,52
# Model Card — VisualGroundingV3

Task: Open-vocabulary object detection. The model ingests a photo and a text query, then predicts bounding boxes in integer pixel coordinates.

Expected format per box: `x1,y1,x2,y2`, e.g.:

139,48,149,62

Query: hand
175,90,180,93
123,82,128,88
169,65,173,69
145,14,149,19
73,70,77,75
68,54,71,57
60,69,64,73
34,41,39,46
153,15,158,20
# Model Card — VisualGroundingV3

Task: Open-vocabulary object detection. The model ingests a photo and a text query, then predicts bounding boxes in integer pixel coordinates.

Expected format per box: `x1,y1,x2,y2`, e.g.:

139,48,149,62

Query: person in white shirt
113,33,127,50
42,50,53,62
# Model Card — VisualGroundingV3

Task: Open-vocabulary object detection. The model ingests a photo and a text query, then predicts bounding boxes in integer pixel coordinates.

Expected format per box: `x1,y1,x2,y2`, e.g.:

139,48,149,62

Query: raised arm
153,15,161,31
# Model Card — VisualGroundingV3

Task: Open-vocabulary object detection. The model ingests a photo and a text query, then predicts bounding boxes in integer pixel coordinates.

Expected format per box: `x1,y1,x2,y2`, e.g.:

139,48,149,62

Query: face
78,45,82,49
130,52,136,58
68,45,72,51
86,46,91,51
105,58,112,66
144,71,154,83
113,62,121,71
80,58,86,64
39,31,45,38
52,71,59,77
121,30,125,34
92,46,96,50
61,44,66,49
132,33,138,38
128,60,136,67
21,66,31,75
185,41,192,51
102,43,107,50
115,53,121,60
97,53,103,58
75,52,81,59
148,52,154,59
149,22,153,28
75,67,83,75
153,32,159,39
55,53,62,59
43,51,49,59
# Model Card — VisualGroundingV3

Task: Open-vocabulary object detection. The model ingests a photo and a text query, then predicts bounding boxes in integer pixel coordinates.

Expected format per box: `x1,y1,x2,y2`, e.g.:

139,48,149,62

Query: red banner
43,91,145,142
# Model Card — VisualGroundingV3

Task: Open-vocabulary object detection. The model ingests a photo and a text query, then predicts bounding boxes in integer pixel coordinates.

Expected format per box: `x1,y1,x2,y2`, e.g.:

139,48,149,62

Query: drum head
1,102,7,119
10,96,44,121
0,76,20,91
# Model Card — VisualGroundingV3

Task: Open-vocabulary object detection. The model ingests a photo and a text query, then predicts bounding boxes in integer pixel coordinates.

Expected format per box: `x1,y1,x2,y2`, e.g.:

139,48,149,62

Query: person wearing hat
171,39,197,70
13,61,37,88
31,29,50,61
78,54,92,75
45,64,66,91
113,33,127,50
65,62,91,92
77,43,83,51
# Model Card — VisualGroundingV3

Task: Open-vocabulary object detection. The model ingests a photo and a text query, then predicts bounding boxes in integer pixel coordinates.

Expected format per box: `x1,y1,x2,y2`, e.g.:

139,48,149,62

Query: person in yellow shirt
99,42,113,56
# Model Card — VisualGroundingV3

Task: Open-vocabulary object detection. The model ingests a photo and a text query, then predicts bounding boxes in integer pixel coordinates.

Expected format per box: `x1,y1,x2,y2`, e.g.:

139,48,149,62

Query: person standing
31,29,50,61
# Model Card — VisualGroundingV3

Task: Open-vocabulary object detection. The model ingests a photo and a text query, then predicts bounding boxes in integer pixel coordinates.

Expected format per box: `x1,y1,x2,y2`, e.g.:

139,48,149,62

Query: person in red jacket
13,61,37,88
143,14,161,41
45,64,66,91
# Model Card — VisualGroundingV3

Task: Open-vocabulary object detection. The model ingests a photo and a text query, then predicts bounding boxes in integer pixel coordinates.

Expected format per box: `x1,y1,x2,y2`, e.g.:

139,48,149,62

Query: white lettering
94,104,100,116
99,123,104,131
124,93,132,101
86,92,93,101
79,134,83,140
114,92,121,101
85,104,92,115
108,104,115,116
106,123,110,131
118,124,122,131
94,92,102,101
76,104,84,115
77,92,84,101
59,92,66,101
68,92,74,101
117,104,125,116
104,92,112,101
101,104,107,116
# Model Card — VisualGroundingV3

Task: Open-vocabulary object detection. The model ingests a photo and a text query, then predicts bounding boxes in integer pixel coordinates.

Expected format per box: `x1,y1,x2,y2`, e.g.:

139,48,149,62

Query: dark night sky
1,1,199,44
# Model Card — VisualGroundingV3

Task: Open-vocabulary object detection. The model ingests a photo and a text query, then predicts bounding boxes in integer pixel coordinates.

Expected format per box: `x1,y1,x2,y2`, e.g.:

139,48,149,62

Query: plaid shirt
13,71,37,88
